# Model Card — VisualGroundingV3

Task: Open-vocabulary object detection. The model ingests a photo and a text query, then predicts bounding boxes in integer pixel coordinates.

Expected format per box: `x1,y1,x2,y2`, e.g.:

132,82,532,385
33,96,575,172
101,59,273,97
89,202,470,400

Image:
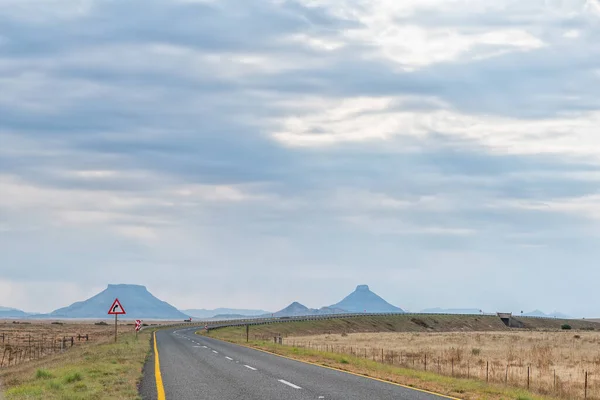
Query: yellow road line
203,335,461,400
154,332,166,400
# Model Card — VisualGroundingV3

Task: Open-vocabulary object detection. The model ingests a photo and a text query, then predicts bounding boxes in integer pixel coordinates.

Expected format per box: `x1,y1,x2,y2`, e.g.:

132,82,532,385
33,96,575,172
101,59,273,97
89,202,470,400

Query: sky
1,0,600,316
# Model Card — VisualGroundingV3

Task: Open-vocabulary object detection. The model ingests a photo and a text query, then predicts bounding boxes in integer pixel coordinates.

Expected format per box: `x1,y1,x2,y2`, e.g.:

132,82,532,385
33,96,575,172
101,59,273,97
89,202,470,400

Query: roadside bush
561,324,572,330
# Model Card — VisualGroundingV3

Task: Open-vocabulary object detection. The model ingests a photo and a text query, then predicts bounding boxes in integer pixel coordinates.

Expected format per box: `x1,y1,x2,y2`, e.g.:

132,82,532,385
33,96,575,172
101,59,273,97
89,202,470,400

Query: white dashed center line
278,379,302,389
212,350,219,354
225,357,233,361
244,365,257,371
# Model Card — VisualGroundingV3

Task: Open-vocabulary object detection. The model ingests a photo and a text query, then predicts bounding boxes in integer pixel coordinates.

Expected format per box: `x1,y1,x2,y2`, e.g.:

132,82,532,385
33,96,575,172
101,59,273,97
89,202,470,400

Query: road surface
140,327,457,400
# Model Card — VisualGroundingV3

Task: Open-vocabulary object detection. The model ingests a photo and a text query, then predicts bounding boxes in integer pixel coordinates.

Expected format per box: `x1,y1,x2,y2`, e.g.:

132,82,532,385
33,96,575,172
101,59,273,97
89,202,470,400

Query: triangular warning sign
108,298,126,315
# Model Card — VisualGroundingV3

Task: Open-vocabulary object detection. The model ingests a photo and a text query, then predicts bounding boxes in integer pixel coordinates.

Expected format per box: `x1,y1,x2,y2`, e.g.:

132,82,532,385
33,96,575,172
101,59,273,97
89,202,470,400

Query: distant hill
183,308,270,319
329,285,404,313
274,302,311,317
48,284,190,320
522,310,572,319
268,302,348,318
212,314,249,320
420,308,483,315
0,306,29,318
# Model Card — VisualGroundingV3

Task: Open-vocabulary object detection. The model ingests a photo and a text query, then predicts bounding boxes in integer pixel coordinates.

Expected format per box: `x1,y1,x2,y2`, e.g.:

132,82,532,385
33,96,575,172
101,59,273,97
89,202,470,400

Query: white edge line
278,379,302,389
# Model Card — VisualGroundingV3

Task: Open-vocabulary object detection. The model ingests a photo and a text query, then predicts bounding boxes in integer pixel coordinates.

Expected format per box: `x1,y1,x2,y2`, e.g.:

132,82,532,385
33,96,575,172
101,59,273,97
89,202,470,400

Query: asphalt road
140,327,455,400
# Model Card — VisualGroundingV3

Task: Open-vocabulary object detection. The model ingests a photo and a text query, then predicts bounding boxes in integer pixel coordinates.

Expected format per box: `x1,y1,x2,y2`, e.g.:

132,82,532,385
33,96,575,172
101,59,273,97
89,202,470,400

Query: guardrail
140,312,503,333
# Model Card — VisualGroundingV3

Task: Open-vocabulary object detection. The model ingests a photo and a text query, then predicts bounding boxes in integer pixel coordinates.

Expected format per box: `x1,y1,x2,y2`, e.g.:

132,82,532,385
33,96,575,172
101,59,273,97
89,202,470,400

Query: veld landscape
0,284,599,399
206,313,600,400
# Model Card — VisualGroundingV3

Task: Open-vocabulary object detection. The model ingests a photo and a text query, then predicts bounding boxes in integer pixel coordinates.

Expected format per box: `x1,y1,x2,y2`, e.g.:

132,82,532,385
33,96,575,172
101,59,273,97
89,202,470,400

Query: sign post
135,319,142,339
107,298,126,342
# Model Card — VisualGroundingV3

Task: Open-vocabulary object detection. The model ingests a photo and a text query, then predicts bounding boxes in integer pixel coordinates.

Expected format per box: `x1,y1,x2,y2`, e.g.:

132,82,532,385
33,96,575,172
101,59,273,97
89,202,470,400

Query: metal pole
115,314,118,343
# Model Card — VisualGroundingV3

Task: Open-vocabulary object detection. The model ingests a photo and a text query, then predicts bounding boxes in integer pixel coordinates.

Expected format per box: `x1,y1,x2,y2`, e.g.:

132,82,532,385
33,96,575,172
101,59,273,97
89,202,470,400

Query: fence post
425,354,427,371
554,370,556,392
527,366,530,390
505,364,508,384
451,358,454,376
381,348,384,363
585,371,588,399
486,361,489,383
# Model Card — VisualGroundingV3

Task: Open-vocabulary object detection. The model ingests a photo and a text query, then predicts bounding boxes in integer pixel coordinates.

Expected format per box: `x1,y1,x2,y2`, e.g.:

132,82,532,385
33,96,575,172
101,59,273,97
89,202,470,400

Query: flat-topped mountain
330,285,404,313
49,284,190,320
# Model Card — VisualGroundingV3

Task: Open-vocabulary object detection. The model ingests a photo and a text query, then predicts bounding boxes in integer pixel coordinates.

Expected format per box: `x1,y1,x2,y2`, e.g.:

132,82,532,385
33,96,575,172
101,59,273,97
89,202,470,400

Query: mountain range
0,284,575,320
0,306,29,318
183,308,271,319
268,285,404,318
521,310,572,319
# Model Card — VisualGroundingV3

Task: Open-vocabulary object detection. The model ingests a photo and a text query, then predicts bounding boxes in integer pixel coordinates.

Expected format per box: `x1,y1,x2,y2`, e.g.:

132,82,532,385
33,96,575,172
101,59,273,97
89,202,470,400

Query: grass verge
0,332,151,400
203,327,559,400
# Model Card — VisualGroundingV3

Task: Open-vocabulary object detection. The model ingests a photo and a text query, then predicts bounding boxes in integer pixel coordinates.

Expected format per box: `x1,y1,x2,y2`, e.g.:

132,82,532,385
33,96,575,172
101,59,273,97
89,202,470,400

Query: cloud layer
1,0,599,316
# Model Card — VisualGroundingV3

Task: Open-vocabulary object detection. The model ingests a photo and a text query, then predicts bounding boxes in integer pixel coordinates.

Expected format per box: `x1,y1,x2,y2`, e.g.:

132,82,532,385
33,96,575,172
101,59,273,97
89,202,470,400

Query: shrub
471,348,481,356
95,321,108,326
35,369,53,379
574,335,581,339
561,324,572,330
64,372,83,384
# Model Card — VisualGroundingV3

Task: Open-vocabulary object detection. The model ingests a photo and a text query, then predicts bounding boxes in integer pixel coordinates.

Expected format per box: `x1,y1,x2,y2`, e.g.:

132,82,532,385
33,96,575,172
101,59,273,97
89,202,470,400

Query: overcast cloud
1,0,600,316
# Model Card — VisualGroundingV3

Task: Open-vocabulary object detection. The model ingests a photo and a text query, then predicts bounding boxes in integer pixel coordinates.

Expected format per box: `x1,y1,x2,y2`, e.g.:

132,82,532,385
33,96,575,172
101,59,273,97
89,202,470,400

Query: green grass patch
63,372,83,384
2,333,152,400
35,369,53,380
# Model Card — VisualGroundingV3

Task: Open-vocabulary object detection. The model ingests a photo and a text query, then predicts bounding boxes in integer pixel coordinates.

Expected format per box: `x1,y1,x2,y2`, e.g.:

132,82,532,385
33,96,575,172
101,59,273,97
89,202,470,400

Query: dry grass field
285,330,600,399
0,331,150,399
0,320,143,368
208,315,600,399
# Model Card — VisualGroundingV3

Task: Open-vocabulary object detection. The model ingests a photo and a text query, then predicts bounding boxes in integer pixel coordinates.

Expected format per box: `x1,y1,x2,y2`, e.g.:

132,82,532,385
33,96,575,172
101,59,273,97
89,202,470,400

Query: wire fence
274,338,599,400
0,333,89,368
